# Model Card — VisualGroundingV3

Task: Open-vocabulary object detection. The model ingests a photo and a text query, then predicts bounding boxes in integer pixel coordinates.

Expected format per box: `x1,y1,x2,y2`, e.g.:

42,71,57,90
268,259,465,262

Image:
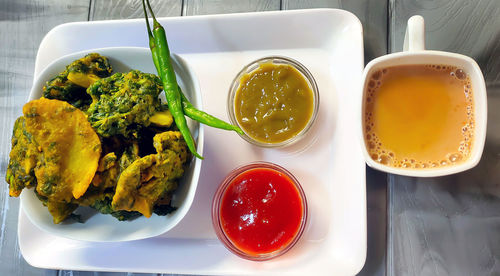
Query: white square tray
18,9,366,275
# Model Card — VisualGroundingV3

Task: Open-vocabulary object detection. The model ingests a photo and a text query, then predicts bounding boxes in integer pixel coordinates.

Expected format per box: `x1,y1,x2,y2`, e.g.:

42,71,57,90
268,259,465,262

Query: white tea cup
359,15,487,177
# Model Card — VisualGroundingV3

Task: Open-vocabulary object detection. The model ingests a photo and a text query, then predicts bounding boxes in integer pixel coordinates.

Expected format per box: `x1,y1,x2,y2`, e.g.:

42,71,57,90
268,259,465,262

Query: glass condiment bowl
212,162,308,261
227,56,320,147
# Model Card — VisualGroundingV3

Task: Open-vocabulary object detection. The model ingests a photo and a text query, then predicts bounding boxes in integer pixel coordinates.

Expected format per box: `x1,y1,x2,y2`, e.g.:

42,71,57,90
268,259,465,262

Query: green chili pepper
143,0,202,159
142,1,161,74
143,0,244,158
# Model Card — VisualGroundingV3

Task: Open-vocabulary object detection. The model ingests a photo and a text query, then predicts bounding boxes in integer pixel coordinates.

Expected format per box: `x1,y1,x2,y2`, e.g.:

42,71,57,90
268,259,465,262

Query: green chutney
234,63,314,144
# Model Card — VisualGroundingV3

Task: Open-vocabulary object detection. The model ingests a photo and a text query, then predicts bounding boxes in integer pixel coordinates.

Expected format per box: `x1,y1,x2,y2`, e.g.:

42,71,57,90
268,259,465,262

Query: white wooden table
0,0,498,275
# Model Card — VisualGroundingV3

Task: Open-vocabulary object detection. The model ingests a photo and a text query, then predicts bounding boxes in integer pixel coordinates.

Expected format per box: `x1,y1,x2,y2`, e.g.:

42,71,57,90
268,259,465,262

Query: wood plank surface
0,1,90,275
389,0,500,83
388,0,500,275
183,0,280,16
90,0,182,20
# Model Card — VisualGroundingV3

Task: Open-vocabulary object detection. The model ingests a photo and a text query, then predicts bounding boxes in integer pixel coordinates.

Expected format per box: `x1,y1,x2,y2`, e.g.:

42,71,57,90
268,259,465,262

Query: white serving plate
21,47,203,242
18,9,366,275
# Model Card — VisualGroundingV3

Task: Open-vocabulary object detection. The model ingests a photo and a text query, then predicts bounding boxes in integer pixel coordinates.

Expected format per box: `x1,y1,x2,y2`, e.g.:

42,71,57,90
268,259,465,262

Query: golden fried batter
46,201,78,224
43,53,112,110
91,152,119,189
112,131,189,217
23,98,102,203
6,117,38,197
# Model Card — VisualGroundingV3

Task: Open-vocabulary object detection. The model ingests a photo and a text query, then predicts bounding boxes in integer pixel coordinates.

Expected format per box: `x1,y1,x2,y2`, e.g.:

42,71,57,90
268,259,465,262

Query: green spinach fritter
111,131,190,217
7,53,189,223
43,53,113,110
86,70,163,139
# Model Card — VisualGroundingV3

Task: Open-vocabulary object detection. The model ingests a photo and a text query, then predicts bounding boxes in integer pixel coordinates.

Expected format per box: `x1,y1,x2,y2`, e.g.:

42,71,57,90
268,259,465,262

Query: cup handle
403,15,425,52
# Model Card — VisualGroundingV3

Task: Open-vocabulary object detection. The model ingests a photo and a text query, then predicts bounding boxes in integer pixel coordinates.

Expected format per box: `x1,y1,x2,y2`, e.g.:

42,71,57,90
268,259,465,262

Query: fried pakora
86,70,163,138
76,187,141,221
7,53,191,224
112,131,189,217
5,116,38,197
18,98,102,223
34,191,79,224
91,152,119,189
75,142,144,221
46,200,79,224
43,53,112,110
23,98,102,201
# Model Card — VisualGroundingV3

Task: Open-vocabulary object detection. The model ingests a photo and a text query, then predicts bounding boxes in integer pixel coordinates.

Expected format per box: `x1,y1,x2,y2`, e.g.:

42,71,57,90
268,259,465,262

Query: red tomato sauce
220,167,304,255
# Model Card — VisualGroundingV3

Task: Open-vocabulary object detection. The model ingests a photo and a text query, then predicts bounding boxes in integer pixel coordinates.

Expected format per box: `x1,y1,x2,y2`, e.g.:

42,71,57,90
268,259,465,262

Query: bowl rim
211,161,308,261
227,55,320,148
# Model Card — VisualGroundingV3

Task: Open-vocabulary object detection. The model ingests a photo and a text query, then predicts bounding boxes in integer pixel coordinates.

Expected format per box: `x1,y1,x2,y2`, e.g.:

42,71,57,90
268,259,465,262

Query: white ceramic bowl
21,47,204,242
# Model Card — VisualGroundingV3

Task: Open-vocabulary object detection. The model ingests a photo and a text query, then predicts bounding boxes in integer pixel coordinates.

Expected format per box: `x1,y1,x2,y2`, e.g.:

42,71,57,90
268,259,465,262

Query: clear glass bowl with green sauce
228,56,320,147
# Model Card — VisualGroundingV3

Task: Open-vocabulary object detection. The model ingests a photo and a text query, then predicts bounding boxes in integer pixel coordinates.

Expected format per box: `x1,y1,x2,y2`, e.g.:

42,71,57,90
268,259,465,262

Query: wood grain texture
183,0,279,16
388,1,500,275
90,0,182,20
0,1,90,275
389,0,500,83
282,0,341,9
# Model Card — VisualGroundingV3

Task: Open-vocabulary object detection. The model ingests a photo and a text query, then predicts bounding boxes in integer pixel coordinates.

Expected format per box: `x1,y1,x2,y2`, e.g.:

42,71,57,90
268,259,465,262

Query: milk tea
363,65,474,169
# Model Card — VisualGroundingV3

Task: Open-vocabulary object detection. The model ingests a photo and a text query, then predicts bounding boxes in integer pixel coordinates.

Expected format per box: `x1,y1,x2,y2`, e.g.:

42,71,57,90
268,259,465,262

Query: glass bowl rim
227,55,320,148
211,161,308,261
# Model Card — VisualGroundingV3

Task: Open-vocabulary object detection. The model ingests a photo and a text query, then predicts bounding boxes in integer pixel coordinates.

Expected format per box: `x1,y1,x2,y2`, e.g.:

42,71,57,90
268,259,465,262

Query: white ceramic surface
19,9,366,275
21,47,204,242
360,15,487,177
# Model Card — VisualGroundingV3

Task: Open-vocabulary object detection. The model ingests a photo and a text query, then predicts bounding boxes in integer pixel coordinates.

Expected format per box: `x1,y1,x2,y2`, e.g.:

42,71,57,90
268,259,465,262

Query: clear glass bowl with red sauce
212,162,307,261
